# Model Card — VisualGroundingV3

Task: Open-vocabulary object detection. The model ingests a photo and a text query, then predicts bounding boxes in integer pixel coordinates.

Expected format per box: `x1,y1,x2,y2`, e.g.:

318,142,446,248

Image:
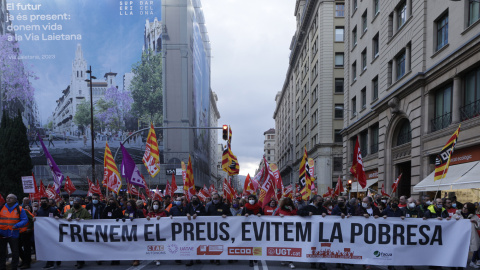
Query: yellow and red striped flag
221,126,240,175
298,147,312,200
434,125,461,181
184,155,196,200
142,123,161,177
103,142,122,194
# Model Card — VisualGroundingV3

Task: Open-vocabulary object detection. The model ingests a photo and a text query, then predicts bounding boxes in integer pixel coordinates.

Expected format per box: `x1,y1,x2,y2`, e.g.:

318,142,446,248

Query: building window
361,88,367,109
371,124,379,154
469,0,480,26
396,51,406,80
362,11,368,33
360,130,368,157
352,97,357,116
432,85,452,132
374,0,380,16
335,130,343,143
361,49,367,70
372,33,379,59
353,0,357,12
352,61,357,81
352,27,357,47
336,3,345,17
335,78,344,93
334,104,344,118
333,157,342,172
372,76,379,101
335,27,344,42
335,53,344,67
396,120,411,146
436,13,448,51
397,1,407,29
461,68,480,121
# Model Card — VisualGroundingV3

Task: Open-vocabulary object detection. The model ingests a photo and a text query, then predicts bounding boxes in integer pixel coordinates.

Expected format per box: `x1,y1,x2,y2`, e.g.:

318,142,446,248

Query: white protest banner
34,216,470,267
21,176,36,193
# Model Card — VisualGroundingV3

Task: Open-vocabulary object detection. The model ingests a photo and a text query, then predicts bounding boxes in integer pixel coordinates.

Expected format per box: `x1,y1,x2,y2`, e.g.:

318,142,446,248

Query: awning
413,161,480,192
351,178,378,192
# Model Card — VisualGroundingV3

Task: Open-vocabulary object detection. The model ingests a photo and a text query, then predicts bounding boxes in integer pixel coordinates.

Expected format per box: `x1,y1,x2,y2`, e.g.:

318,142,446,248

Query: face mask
328,206,333,210
33,207,38,211
408,203,416,209
285,206,292,210
175,201,182,206
381,200,387,203
120,203,124,206
338,202,345,207
391,203,398,209
437,204,443,209
73,203,81,209
212,199,220,204
41,202,48,208
249,200,255,205
426,201,432,205
92,200,99,204
232,204,239,208
362,202,368,208
452,203,457,208
70,201,73,205
153,205,159,210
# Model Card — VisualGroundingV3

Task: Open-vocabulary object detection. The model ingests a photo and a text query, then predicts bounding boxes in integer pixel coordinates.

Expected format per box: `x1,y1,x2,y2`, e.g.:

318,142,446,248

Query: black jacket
297,204,328,216
185,203,206,216
206,202,231,216
36,206,60,218
355,205,381,217
100,205,123,219
86,203,106,219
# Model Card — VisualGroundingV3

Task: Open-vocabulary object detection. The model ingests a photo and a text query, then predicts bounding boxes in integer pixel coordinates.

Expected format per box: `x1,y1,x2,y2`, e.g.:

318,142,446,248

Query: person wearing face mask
186,195,206,219
404,197,422,218
332,196,351,218
31,202,39,216
205,193,231,266
33,197,60,269
100,198,122,266
419,194,432,213
229,198,243,216
298,195,328,217
293,192,306,210
423,198,449,220
452,203,480,269
145,200,168,267
450,195,463,210
86,193,105,220
444,198,458,217
169,197,186,217
381,197,405,219
242,195,263,217
64,197,91,269
354,196,381,218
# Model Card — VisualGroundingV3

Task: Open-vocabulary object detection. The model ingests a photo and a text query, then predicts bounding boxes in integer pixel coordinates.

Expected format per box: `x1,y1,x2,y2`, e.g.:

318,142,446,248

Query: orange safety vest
19,210,33,233
0,205,22,231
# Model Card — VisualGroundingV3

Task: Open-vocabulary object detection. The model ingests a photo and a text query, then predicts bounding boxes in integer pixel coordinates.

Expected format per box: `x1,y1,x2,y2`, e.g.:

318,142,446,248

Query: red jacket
274,208,297,216
263,206,276,216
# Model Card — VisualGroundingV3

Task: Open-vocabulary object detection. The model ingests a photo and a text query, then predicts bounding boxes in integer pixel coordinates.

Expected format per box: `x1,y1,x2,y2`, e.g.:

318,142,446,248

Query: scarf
245,203,262,214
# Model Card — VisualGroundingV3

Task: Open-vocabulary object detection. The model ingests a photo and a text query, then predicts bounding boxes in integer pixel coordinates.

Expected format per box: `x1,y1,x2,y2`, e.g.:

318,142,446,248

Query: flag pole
355,177,359,199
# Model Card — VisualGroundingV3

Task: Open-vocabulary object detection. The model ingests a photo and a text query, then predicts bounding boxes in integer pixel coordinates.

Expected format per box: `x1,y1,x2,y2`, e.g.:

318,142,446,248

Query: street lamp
85,66,96,182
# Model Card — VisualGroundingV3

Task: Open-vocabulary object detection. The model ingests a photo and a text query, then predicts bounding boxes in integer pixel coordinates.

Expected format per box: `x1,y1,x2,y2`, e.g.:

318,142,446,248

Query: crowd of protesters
1,191,480,270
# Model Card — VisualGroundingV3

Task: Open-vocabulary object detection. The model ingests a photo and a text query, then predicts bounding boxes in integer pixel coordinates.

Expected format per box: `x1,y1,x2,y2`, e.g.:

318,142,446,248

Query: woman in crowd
455,203,480,269
230,198,243,216
242,195,263,267
323,200,333,215
146,200,167,266
263,198,278,216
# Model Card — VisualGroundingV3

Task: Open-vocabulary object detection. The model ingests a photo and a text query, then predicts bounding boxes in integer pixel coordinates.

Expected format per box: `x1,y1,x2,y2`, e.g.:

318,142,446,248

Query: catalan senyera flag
434,125,461,181
185,155,196,200
142,123,161,177
298,147,312,200
221,126,240,175
103,142,122,194
181,161,187,197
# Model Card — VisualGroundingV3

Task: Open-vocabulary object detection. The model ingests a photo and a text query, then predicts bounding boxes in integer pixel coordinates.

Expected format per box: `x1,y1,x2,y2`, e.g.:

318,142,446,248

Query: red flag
311,182,318,196
283,184,293,199
209,184,216,195
140,193,147,202
270,164,283,200
202,184,211,197
242,174,255,196
323,187,334,198
128,183,140,197
39,181,48,198
171,174,178,194
381,183,390,197
30,173,41,201
258,156,276,208
334,176,344,197
165,180,172,197
64,176,76,196
0,194,5,206
391,173,403,194
223,178,234,203
46,185,62,203
87,178,102,197
350,136,367,188
95,180,104,200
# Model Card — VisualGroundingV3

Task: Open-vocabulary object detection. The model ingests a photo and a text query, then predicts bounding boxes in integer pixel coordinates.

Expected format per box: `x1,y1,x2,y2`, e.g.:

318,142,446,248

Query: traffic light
222,125,228,140
347,180,352,191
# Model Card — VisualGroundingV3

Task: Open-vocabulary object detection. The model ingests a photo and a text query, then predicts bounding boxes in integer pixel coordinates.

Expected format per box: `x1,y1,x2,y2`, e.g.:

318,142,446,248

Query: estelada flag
391,173,403,194
128,183,140,197
334,176,344,197
434,124,460,181
381,183,390,197
64,176,76,196
350,136,367,188
298,147,312,200
258,156,276,208
142,123,161,177
171,174,178,194
103,142,122,194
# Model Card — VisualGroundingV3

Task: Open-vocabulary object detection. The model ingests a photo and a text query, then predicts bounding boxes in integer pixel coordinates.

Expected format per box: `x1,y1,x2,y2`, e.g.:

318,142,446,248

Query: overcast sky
202,0,296,177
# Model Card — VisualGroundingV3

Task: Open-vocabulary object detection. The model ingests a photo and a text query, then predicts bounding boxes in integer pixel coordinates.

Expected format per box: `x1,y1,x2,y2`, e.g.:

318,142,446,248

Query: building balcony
461,99,480,121
431,112,452,132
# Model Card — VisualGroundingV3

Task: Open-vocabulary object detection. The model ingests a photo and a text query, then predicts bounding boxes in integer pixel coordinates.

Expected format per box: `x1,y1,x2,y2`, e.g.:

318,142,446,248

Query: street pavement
9,259,479,270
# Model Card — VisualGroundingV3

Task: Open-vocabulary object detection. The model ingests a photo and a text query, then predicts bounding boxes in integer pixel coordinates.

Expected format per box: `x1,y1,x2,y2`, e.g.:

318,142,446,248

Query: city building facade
264,128,276,163
274,0,345,195
342,0,480,201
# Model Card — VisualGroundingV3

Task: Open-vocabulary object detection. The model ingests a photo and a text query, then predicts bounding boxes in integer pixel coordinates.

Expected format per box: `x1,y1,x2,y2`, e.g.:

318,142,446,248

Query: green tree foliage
130,49,163,125
73,100,101,133
0,110,33,197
